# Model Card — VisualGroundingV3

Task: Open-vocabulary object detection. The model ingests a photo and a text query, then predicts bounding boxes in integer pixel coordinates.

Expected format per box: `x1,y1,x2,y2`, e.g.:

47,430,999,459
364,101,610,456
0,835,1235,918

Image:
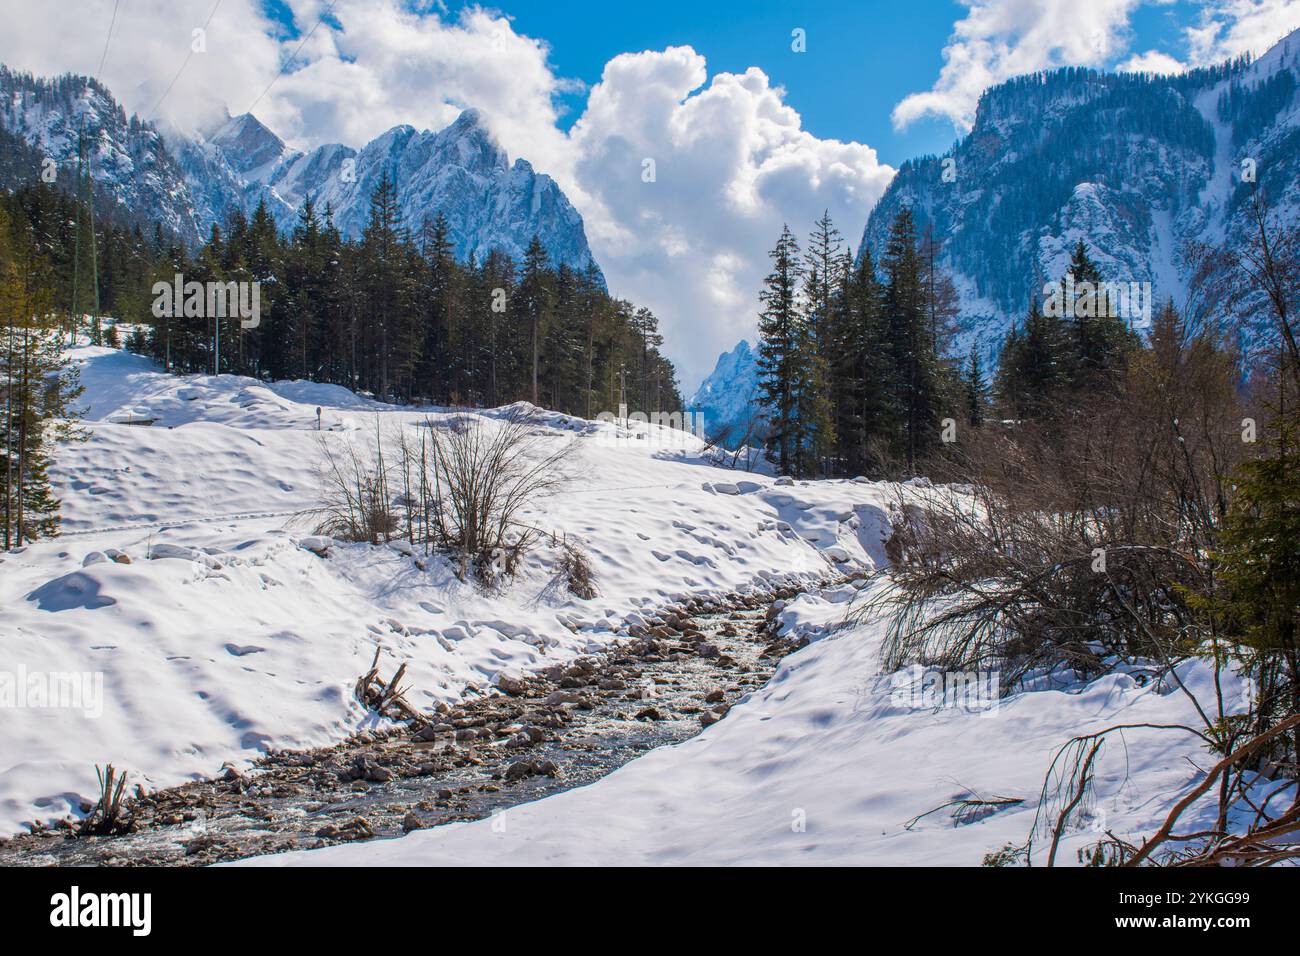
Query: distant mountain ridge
857,27,1300,362
0,66,602,280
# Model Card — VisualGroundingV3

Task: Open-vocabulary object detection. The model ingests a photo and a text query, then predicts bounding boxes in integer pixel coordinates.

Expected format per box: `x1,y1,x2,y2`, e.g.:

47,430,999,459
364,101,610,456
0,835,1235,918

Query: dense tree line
3,172,682,418
755,208,1160,480
1218,67,1298,148
140,174,682,417
756,208,968,478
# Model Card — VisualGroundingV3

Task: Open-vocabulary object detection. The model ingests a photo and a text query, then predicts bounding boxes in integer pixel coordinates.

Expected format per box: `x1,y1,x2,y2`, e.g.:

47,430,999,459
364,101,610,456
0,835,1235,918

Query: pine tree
243,198,282,376
801,212,845,473
0,205,82,547
518,236,552,406
1064,239,1136,389
996,296,1070,421
963,344,987,427
358,174,409,399
837,247,894,475
756,225,804,476
416,213,456,403
882,208,941,472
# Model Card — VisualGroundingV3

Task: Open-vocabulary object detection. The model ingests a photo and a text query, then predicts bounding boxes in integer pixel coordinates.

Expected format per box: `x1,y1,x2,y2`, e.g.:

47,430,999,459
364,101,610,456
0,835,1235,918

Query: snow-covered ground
240,584,1248,867
1,346,1252,864
0,345,891,837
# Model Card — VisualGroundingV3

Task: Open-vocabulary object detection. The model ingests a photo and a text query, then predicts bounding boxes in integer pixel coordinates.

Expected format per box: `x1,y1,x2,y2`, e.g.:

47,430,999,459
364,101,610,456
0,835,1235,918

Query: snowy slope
0,345,890,836
241,581,1249,867
0,347,1260,866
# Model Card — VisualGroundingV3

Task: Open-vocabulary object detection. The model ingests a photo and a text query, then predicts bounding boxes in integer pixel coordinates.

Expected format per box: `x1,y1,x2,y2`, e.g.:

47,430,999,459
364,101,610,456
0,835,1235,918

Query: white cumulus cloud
892,0,1142,132
566,48,894,387
1185,0,1300,65
1117,49,1187,74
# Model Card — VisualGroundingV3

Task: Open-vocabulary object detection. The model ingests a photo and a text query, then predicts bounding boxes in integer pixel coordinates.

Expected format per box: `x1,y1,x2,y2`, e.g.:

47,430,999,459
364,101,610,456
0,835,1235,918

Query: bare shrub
557,536,597,599
80,763,132,835
404,408,574,584
312,418,398,544
867,306,1248,687
1016,715,1300,867
871,483,1211,685
308,409,573,587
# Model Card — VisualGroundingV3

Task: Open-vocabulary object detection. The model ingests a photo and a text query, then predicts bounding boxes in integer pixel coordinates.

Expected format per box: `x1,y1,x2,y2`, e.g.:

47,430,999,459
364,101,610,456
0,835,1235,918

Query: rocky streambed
0,586,817,867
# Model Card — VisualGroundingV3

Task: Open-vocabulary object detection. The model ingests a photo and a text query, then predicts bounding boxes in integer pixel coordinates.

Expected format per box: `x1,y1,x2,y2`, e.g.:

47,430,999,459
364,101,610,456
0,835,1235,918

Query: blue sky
471,0,966,165
256,0,1224,166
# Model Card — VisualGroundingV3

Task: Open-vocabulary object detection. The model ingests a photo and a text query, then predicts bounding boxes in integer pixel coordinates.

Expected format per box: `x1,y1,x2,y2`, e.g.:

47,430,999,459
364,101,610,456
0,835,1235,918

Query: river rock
496,674,527,696
505,760,535,781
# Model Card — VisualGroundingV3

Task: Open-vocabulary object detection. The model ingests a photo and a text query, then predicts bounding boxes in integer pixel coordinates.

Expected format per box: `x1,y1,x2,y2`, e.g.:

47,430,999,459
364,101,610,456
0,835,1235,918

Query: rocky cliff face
0,67,201,240
259,109,600,276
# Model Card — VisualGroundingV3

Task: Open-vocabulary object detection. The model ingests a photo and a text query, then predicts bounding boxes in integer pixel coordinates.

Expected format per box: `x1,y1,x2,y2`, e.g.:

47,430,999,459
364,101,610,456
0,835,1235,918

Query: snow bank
242,583,1252,867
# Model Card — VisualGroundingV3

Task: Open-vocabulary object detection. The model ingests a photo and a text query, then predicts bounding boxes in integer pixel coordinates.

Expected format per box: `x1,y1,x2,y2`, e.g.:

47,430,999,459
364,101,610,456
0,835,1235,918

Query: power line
145,0,224,122
244,0,339,117
66,0,123,345
94,0,122,80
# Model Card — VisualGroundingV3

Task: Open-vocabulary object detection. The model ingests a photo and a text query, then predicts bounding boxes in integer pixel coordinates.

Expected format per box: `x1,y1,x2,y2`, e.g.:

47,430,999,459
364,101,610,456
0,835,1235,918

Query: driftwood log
355,647,429,728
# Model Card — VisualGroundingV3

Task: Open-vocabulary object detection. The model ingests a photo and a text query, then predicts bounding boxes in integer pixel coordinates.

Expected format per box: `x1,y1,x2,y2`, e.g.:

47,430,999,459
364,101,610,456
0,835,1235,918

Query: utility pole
70,129,82,347
617,363,627,426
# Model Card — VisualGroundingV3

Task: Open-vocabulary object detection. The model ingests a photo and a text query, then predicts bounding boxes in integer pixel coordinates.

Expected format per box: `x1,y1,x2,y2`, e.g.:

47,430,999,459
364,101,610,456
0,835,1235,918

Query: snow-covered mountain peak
0,66,602,279
688,340,765,448
208,111,287,179
856,27,1300,364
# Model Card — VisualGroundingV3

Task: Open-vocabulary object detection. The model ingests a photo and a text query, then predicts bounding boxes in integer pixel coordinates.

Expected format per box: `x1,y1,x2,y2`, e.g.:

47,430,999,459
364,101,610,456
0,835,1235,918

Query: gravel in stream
0,585,818,866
